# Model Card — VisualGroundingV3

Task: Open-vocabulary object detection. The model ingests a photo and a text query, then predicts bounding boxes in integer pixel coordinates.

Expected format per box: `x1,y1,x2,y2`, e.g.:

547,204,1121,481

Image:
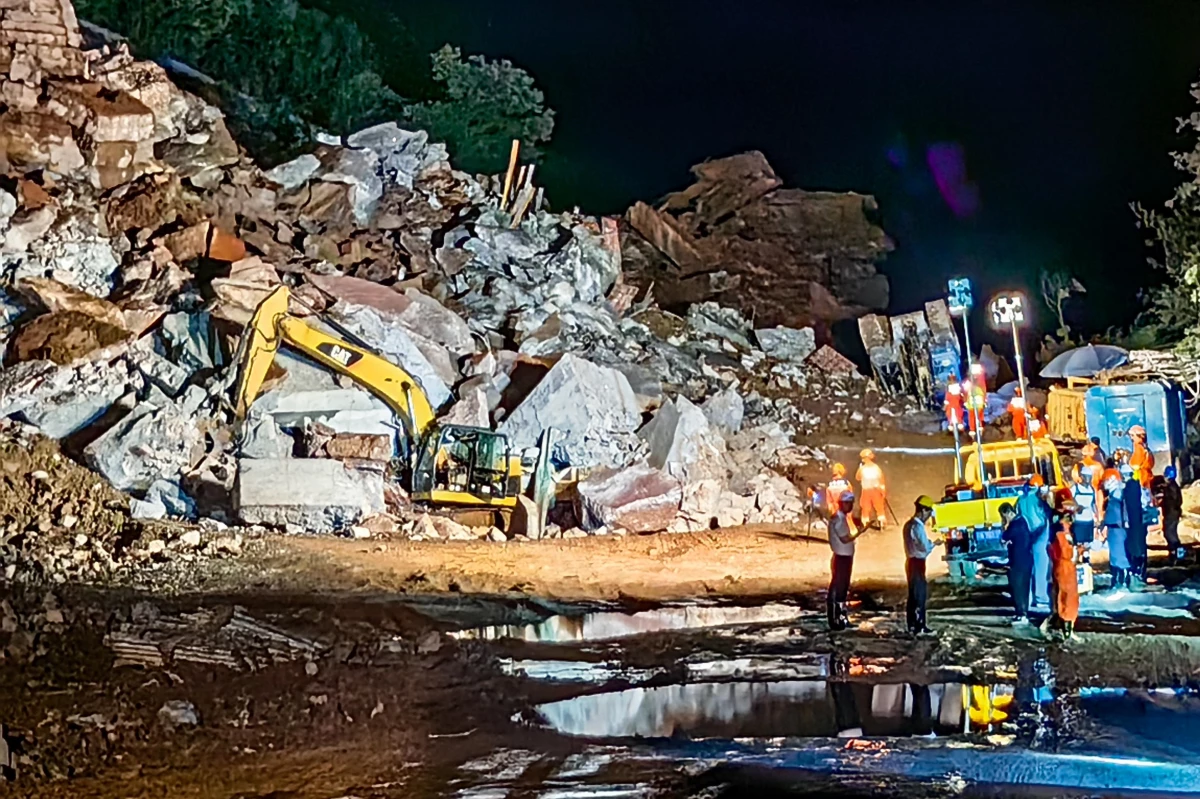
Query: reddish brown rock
622,151,892,333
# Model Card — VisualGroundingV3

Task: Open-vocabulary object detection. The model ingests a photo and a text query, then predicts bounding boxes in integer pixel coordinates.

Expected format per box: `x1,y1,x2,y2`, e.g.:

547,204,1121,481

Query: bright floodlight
989,293,1026,328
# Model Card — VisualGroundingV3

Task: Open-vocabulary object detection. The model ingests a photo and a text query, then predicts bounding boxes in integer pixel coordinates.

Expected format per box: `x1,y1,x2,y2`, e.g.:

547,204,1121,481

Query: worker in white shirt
903,496,938,634
827,490,862,631
856,449,887,529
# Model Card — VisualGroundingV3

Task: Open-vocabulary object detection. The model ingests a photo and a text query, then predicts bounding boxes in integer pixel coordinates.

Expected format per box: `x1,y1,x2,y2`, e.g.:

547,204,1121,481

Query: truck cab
934,439,1065,584
1084,382,1188,481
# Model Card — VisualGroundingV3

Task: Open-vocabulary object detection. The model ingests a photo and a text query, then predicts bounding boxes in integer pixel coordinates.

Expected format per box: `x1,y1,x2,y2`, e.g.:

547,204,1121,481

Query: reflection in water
453,604,809,643
537,681,1010,739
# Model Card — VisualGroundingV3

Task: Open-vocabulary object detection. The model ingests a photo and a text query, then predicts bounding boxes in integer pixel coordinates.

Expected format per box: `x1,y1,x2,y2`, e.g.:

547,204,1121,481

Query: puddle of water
537,681,1003,740
1079,688,1200,759
685,655,831,681
452,603,809,643
499,658,663,684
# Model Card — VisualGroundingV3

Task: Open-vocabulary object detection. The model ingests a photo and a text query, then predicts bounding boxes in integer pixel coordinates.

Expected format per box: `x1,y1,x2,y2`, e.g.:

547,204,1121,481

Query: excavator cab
411,424,521,507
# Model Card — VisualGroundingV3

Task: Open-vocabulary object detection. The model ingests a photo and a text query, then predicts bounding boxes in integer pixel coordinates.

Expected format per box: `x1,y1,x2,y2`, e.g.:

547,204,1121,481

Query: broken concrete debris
0,0,916,547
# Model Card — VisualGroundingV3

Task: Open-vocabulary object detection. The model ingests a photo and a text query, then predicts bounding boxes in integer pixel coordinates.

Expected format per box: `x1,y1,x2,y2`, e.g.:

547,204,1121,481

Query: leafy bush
1134,73,1200,347
75,2,556,173
405,45,555,174
76,0,402,160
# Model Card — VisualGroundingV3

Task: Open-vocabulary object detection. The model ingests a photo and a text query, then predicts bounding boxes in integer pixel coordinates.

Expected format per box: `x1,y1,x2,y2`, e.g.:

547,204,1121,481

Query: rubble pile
0,420,250,586
622,151,893,331
0,0,915,555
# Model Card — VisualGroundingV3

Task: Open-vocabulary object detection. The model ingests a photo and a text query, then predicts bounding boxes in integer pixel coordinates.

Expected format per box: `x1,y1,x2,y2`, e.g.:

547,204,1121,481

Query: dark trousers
1165,517,1182,555
1008,562,1032,619
827,554,854,630
905,557,928,631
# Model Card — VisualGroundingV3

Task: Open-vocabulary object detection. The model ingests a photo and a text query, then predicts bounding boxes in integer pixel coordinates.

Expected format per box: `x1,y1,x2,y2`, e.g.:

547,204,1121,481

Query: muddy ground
5,442,1200,797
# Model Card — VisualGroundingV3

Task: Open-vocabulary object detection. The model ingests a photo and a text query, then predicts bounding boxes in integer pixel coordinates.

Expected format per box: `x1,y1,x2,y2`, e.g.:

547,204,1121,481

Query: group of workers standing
823,449,891,630
995,425,1185,638
823,418,1186,641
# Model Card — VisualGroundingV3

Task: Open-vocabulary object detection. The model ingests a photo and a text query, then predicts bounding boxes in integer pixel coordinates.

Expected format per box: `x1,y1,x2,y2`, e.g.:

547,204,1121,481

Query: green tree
1134,73,1200,348
406,45,555,174
75,0,402,160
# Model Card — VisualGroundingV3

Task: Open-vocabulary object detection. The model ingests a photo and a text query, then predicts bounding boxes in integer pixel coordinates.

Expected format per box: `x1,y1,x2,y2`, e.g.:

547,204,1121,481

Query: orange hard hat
1129,425,1147,438
832,462,846,477
1029,474,1045,487
860,448,875,460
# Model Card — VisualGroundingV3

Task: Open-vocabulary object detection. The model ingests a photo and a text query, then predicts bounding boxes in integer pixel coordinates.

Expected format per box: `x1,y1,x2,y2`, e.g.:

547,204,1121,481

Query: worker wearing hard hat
826,463,851,518
1128,426,1155,488
827,490,862,631
903,495,937,635
1008,389,1028,440
856,449,887,529
944,381,965,431
964,367,987,438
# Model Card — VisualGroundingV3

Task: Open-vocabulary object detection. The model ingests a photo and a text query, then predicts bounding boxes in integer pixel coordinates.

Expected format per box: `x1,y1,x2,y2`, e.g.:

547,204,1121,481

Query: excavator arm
233,285,435,443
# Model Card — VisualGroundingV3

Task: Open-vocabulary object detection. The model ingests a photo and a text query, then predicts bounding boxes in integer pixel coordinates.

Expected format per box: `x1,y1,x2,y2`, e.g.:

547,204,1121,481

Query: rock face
623,151,892,332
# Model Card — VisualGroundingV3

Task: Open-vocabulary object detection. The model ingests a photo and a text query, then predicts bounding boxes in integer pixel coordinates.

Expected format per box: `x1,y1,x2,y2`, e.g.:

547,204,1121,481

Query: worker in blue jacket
1016,475,1054,608
1123,464,1147,583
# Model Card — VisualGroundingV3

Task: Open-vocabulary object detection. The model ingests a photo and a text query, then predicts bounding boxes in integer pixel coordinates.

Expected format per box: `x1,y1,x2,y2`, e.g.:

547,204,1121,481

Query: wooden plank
500,139,520,210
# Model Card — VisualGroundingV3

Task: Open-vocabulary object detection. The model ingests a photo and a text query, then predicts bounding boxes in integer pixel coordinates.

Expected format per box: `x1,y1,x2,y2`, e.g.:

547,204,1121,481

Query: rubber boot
838,602,851,631
1110,569,1125,590
1064,621,1074,640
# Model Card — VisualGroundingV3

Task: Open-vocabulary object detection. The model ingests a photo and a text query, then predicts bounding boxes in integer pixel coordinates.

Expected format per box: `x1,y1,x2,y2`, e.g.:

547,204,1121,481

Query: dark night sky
354,1,1200,337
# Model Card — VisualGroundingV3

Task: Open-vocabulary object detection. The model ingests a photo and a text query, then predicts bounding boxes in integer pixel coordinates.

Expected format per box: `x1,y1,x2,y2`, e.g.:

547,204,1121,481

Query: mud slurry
6,586,1200,798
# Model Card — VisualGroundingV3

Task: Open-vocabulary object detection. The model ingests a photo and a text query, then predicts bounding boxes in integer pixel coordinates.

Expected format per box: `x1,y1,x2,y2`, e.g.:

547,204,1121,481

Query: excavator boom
233,285,435,441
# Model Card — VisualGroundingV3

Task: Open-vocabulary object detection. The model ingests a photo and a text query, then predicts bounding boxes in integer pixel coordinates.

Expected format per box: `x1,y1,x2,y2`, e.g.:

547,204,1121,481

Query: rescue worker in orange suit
826,463,851,518
1009,389,1028,440
856,449,887,529
1048,502,1080,640
1028,406,1048,440
964,378,987,438
944,381,965,430
1129,425,1155,488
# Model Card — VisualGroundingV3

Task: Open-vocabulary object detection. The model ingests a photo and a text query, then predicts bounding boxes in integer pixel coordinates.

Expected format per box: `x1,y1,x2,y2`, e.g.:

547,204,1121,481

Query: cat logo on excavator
316,342,362,368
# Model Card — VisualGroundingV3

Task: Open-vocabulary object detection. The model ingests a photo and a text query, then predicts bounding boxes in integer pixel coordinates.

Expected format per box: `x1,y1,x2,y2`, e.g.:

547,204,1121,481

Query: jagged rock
345,122,447,189
265,154,321,191
323,146,382,225
577,461,682,533
499,353,643,468
160,311,223,373
236,458,386,533
622,151,892,331
701,388,744,434
756,325,816,362
440,387,490,429
239,415,293,459
84,397,204,492
638,395,727,482
3,357,133,438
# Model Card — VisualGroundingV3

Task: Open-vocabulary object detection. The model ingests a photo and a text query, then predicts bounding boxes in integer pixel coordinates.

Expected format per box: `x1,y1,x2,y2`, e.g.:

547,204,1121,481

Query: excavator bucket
234,285,290,420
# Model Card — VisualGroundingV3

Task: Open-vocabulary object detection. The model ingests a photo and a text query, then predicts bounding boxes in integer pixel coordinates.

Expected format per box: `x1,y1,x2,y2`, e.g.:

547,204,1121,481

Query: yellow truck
933,438,1065,584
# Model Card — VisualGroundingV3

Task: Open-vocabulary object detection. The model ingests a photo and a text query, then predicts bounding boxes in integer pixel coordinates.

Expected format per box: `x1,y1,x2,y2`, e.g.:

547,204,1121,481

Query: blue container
1084,382,1188,476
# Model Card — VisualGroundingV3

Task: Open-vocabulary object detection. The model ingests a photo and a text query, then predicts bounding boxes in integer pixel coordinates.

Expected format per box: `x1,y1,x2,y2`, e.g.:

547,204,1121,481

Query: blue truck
1084,382,1189,480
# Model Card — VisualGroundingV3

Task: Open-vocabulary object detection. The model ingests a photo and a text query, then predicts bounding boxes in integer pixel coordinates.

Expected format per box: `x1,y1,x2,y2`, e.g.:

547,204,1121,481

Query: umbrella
1039,344,1128,379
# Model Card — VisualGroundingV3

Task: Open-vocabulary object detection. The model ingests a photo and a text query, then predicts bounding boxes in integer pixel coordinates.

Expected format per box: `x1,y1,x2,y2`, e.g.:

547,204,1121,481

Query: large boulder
577,461,682,533
235,458,386,533
499,353,643,468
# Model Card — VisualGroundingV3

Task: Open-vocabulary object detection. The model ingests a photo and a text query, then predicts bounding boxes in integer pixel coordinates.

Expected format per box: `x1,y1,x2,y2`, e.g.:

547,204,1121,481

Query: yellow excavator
232,285,523,513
